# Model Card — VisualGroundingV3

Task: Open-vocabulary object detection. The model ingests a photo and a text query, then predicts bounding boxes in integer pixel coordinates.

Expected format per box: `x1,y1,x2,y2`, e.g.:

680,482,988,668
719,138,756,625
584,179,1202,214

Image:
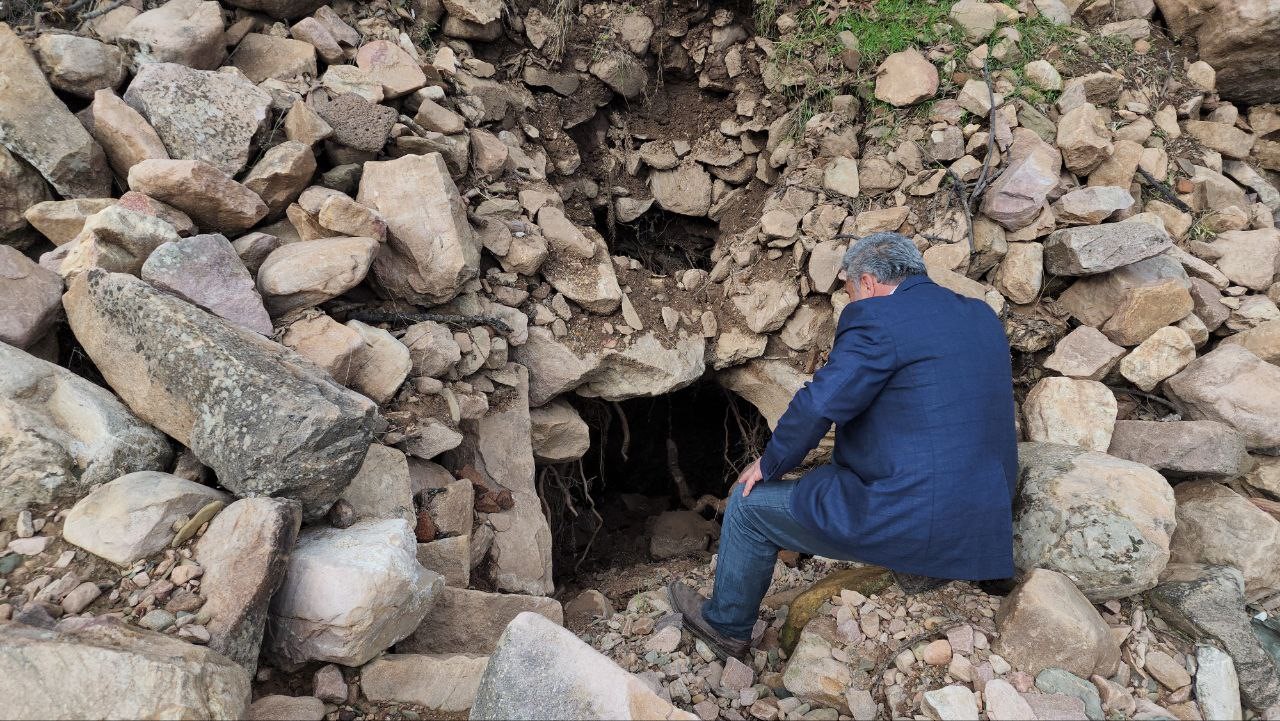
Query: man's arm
756,303,898,483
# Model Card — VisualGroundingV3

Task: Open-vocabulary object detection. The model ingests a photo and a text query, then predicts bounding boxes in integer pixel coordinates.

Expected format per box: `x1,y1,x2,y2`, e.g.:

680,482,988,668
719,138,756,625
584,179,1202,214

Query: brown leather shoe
667,581,750,661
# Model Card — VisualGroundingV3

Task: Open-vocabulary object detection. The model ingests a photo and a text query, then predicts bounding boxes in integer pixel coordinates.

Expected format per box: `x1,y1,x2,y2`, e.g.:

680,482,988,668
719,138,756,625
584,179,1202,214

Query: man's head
839,232,927,302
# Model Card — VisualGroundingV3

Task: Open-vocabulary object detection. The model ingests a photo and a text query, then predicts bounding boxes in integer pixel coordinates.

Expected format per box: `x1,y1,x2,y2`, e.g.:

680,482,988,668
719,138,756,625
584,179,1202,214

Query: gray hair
841,232,926,284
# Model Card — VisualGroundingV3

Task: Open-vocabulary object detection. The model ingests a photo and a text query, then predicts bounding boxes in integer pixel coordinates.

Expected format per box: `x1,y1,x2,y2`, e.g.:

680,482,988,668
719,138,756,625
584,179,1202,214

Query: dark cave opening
540,381,770,582
591,203,721,275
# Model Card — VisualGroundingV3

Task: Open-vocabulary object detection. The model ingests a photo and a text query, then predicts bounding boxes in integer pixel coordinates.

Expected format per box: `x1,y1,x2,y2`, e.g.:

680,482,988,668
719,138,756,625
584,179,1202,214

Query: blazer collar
893,274,932,294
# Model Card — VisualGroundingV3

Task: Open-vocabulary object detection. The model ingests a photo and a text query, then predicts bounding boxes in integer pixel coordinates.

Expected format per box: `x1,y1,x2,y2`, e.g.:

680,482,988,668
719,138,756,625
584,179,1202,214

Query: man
671,232,1017,660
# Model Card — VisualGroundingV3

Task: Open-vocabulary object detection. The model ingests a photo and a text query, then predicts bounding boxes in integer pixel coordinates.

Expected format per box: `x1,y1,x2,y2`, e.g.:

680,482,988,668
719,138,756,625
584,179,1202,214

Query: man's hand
737,458,763,497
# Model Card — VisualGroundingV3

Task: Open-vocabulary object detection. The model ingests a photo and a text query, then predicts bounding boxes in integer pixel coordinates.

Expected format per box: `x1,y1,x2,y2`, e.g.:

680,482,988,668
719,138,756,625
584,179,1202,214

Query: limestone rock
1052,186,1134,225
417,535,470,587
1056,103,1113,176
33,34,126,98
0,245,62,348
994,568,1120,678
256,236,378,315
993,242,1044,305
1014,443,1176,601
402,586,563,654
357,153,479,304
874,49,939,107
362,653,489,713
471,612,696,720
127,159,268,234
1043,326,1125,380
0,23,112,198
651,161,714,216
231,34,317,83
142,233,272,335
1203,229,1280,292
823,157,860,198
64,471,229,566
195,497,301,675
1184,121,1255,160
529,399,590,463
783,617,854,710
1118,325,1195,391
241,141,316,218
1108,421,1249,479
63,271,379,520
1044,221,1173,276
267,519,442,666
0,342,172,509
1022,377,1117,451
981,129,1062,231
338,444,415,526
118,0,226,70
248,696,325,721
1165,345,1280,449
0,617,250,719
1169,482,1280,597
922,686,979,720
123,62,273,177
345,320,412,404
949,0,1000,42
1194,0,1280,104
356,40,427,98
1222,319,1280,365
85,89,170,178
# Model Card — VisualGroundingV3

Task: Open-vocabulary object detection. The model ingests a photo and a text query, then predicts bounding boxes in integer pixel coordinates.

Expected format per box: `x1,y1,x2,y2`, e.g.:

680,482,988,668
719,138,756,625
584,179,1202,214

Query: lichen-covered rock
63,270,379,520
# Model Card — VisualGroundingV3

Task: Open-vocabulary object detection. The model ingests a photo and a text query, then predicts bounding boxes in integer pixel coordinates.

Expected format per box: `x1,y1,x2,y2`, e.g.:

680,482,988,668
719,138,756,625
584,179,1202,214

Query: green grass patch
773,0,958,66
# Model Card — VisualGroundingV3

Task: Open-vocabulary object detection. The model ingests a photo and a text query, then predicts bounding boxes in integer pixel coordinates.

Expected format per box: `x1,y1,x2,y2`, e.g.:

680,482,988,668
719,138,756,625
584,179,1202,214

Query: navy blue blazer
759,274,1017,581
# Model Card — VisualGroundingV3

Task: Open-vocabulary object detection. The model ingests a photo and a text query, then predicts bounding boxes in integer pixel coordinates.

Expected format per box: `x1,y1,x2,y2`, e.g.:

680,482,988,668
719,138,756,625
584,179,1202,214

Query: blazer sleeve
758,302,898,482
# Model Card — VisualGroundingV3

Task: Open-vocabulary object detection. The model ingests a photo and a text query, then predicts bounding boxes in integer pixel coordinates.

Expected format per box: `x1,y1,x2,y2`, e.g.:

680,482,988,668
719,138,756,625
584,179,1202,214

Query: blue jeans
702,479,863,641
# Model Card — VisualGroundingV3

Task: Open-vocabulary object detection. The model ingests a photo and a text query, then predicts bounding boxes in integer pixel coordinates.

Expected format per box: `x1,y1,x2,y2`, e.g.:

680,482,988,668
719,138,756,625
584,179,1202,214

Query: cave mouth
592,194,721,275
540,381,769,583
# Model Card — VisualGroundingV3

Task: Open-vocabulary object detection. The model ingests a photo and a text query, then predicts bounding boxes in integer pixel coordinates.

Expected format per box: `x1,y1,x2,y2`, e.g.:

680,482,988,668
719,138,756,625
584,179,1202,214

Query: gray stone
1035,668,1104,721
142,233,272,336
63,471,228,565
117,0,225,70
0,24,112,198
63,271,379,520
401,586,563,655
361,653,489,713
0,342,172,510
1044,221,1173,276
247,695,325,721
338,443,415,526
0,245,62,348
0,617,250,719
1107,420,1250,479
1165,345,1280,450
471,612,696,720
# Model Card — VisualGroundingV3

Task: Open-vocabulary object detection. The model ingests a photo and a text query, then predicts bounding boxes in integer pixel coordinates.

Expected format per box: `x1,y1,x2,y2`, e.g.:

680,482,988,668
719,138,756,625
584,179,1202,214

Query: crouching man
672,232,1018,659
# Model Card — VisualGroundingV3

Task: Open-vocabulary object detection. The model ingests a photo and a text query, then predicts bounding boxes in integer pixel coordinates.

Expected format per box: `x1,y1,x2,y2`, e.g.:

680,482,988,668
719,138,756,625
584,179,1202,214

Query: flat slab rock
63,270,380,520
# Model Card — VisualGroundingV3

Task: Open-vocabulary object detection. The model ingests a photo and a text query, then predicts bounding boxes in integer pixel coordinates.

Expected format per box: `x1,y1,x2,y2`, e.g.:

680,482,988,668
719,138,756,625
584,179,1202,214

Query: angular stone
1145,650,1192,690
514,327,706,405
1034,668,1104,721
874,49,939,107
248,696,324,721
127,159,268,234
1184,120,1255,160
529,399,590,463
123,62,272,178
195,497,300,675
290,17,343,65
1170,482,1280,597
1165,345,1280,449
417,536,470,587
355,40,426,98
1108,420,1249,479
221,0,326,20
1102,279,1194,346
64,271,379,519
317,193,387,241
981,129,1062,231
231,34,316,83
564,589,613,626
1044,221,1173,276
1052,186,1134,225
651,160,714,216
241,141,316,218
1015,442,1176,601
0,245,62,349
922,685,979,720
732,277,801,334
362,653,489,713
357,153,478,304
984,679,1035,721
142,233,272,335
0,617,250,719
33,34,126,98
1043,326,1125,380
280,311,363,384
0,24,112,198
57,204,179,279
1022,377,1117,451
1088,139,1142,188
783,617,853,709
116,190,195,236
267,519,442,666
994,242,1044,305
401,320,461,378
1118,325,1195,391
471,612,696,720
284,99,333,146
256,236,378,316
1222,319,1280,365
1,147,53,247
950,0,1000,42
118,0,225,70
588,52,646,98
1057,103,1114,175
64,471,229,565
85,89,170,178
1149,563,1280,709
1202,229,1280,292
402,586,563,654
994,568,1120,678
345,320,411,404
540,227,623,314
823,157,860,198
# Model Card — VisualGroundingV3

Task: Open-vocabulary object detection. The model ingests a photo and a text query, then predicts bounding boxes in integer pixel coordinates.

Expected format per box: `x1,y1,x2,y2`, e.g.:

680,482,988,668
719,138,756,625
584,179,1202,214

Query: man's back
787,274,1017,580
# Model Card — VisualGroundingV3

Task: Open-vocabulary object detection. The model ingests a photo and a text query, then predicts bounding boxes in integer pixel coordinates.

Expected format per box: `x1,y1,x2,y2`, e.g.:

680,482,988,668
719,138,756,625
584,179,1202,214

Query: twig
78,0,124,20
946,168,976,253
397,114,430,138
1137,167,1192,213
666,437,696,511
346,309,512,334
611,400,630,462
1106,385,1179,411
968,57,1000,207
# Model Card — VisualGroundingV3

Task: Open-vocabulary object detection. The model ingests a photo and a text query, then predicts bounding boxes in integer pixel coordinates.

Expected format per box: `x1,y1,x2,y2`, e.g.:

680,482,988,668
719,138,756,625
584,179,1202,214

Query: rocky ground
1,0,1280,718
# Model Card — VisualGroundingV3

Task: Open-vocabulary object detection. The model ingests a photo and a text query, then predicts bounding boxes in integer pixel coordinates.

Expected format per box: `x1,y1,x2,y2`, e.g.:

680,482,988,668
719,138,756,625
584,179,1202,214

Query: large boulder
195,497,302,675
117,0,225,70
1014,443,1176,601
63,271,379,520
1043,221,1173,276
1107,420,1250,479
1165,345,1280,450
0,245,62,348
1148,564,1280,709
0,342,172,510
123,62,273,177
471,612,697,720
127,159,268,234
1021,377,1117,451
994,568,1121,678
1168,481,1280,598
401,586,563,654
357,153,479,304
63,471,229,566
1195,0,1280,105
266,519,443,666
0,23,112,198
0,617,250,719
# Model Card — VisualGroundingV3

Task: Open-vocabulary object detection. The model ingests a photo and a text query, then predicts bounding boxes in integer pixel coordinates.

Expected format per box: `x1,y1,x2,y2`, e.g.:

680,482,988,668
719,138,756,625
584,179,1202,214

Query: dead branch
397,114,430,137
1137,167,1193,212
77,0,123,19
968,58,1001,207
611,400,630,462
345,309,512,335
946,168,976,253
1106,385,1179,412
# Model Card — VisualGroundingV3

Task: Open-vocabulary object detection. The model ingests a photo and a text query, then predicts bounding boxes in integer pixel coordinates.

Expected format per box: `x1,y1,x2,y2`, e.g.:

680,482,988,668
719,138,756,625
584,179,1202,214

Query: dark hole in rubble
592,204,720,274
542,382,769,583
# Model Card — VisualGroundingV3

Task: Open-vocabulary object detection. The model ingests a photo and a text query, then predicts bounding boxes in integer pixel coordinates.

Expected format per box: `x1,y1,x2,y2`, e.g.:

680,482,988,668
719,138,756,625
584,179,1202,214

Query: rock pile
1,0,1280,718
